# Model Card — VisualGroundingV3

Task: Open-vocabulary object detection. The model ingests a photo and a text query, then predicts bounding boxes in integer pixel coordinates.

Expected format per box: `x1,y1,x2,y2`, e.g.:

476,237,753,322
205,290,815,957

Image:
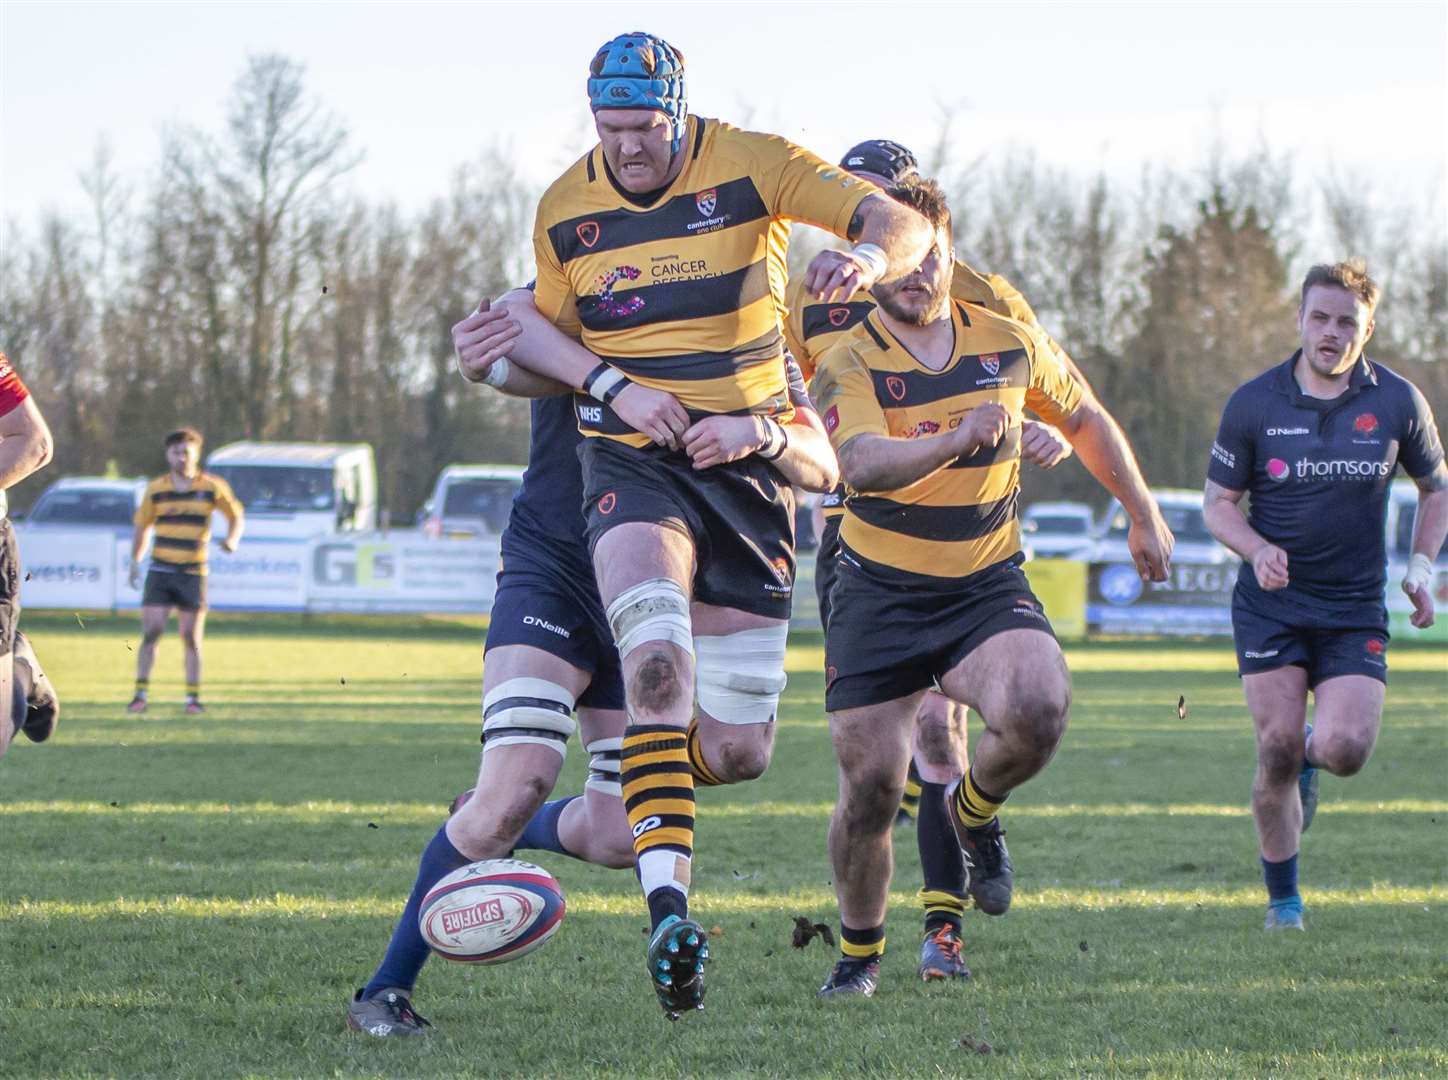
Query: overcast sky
3,0,1445,231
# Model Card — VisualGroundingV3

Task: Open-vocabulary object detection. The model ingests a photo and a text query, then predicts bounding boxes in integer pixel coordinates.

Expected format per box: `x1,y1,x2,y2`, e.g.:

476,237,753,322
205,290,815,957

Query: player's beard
874,275,950,327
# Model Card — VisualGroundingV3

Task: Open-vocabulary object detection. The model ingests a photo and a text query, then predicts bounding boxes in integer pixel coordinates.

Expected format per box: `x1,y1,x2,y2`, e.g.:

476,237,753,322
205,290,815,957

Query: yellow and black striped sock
185,683,200,701
621,724,695,927
953,766,1007,829
840,922,886,962
919,888,967,933
133,679,149,699
685,721,724,787
898,760,922,820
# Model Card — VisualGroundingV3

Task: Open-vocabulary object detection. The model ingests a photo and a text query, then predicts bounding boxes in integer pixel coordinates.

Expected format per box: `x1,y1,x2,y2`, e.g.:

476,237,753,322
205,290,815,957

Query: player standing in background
0,351,58,764
127,428,243,715
785,140,1082,981
345,287,840,1037
1203,261,1447,932
493,31,934,1018
811,179,1172,997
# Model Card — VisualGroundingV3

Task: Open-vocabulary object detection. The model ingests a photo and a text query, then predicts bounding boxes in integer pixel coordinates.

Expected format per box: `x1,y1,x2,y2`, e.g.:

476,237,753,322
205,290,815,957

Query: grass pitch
2,612,1445,1078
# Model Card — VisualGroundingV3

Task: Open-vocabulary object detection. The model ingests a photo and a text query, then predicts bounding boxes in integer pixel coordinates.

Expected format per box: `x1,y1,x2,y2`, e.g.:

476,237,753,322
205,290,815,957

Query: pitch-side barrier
14,530,1445,641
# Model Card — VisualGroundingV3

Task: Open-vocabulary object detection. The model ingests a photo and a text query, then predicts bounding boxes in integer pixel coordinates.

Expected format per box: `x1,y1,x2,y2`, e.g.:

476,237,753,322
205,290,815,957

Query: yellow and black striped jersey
812,299,1083,581
135,473,243,576
533,115,879,447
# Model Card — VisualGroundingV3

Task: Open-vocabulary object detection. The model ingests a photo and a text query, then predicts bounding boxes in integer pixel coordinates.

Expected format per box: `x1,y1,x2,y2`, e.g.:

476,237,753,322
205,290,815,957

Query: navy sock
515,796,577,858
647,885,688,930
1262,854,1300,906
917,780,967,932
363,825,471,996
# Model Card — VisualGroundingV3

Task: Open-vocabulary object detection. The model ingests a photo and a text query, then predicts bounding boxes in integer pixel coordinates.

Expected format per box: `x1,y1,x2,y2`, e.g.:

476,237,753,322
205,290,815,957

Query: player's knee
630,650,685,714
1314,730,1373,776
1256,731,1302,784
915,711,957,770
451,774,551,851
839,762,903,832
141,627,163,647
1014,683,1070,756
180,630,201,651
713,733,772,782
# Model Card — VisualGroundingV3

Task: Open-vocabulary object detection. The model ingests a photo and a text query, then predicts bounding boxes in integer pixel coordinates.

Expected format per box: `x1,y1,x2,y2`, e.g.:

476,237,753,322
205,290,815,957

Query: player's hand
805,249,875,303
1402,558,1436,628
1250,544,1289,591
682,415,765,470
128,563,141,590
453,298,522,384
612,382,690,450
1128,506,1174,582
1021,420,1072,469
221,537,240,554
954,403,1010,456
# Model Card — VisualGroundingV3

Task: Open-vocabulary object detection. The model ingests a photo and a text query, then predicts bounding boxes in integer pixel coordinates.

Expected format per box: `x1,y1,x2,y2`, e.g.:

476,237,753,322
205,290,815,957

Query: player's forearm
1059,402,1156,525
492,363,577,399
773,414,839,493
494,293,604,392
1409,484,1448,562
850,195,933,282
0,420,53,491
130,528,152,564
1202,486,1269,561
837,431,960,494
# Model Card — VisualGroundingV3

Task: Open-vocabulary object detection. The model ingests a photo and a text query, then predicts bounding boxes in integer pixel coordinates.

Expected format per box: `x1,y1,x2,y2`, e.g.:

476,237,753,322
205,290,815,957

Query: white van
418,464,524,540
206,442,377,540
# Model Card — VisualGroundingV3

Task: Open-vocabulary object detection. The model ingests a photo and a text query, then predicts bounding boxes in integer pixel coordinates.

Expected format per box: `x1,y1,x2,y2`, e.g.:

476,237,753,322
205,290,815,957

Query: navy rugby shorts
485,544,625,711
1232,586,1388,686
141,568,206,612
579,438,795,621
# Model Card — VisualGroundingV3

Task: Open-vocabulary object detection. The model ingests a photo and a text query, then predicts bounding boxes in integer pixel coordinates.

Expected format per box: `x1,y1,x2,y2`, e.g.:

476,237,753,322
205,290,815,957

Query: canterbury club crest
979,353,1001,376
576,221,600,249
695,188,717,217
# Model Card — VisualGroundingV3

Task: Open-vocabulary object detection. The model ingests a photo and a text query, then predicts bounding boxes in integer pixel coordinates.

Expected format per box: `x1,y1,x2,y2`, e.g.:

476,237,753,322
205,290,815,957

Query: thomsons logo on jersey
1290,458,1392,481
1266,458,1290,482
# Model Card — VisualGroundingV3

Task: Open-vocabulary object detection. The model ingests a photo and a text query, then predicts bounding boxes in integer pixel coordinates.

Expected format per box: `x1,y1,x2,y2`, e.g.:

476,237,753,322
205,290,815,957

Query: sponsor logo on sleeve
1211,442,1236,469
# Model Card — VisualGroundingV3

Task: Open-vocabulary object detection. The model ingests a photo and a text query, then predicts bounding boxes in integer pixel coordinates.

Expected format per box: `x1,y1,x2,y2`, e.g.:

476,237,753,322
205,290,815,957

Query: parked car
206,442,377,539
1021,500,1095,559
1093,488,1231,564
13,476,146,536
419,465,525,539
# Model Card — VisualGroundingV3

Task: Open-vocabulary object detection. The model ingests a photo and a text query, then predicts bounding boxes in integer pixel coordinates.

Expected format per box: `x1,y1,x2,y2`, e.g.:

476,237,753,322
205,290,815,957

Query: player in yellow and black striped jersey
127,427,243,716
812,177,1174,1000
515,33,935,1018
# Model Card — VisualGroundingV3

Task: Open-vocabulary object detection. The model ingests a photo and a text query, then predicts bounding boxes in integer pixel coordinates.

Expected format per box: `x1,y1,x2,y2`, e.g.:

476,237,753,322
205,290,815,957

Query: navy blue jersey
500,394,594,581
1208,353,1443,611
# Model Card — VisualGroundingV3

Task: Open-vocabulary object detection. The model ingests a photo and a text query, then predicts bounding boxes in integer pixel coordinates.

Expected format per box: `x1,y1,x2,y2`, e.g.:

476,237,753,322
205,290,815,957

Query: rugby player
345,293,840,1037
126,428,243,715
811,179,1173,997
1203,261,1446,932
0,351,57,764
484,31,934,1017
785,139,1082,981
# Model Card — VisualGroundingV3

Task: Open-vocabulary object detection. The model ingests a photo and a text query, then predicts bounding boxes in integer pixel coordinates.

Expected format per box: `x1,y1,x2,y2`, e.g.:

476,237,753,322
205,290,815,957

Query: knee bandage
694,624,789,726
480,677,576,759
606,578,693,658
585,736,623,796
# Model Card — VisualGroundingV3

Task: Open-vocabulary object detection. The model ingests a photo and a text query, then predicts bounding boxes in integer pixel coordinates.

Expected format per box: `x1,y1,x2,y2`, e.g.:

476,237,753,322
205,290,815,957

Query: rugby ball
418,859,565,964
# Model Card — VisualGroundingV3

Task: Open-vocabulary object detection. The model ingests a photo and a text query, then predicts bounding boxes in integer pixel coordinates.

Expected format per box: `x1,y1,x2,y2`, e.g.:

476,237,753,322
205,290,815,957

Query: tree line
3,55,1443,520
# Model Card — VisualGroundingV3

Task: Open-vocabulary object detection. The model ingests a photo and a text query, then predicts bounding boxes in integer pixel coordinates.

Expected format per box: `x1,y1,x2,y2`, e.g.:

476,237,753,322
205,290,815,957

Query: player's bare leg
1306,675,1384,778
551,705,634,869
591,521,710,1018
820,690,925,998
129,604,168,712
177,607,206,712
912,690,971,979
0,647,12,761
1244,666,1311,929
938,629,1071,915
683,601,788,785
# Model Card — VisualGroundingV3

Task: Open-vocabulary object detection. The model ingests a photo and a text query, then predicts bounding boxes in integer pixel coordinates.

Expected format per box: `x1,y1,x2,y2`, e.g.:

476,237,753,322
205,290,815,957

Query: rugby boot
1299,723,1320,833
12,633,59,743
1264,902,1306,932
126,694,148,714
817,957,880,999
184,699,206,716
646,914,709,1020
917,925,971,981
346,987,432,1037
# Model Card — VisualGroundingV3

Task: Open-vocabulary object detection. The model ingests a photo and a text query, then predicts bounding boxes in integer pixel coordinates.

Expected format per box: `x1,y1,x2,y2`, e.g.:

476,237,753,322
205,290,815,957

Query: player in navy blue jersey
1204,261,1447,932
346,291,839,1036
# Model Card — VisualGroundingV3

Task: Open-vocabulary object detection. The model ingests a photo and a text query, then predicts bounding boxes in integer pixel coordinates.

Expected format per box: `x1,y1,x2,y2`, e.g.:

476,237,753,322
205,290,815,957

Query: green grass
2,612,1446,1078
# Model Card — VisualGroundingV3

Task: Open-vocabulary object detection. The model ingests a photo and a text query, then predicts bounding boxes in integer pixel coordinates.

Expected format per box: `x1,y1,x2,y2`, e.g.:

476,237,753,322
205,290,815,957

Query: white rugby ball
418,858,566,964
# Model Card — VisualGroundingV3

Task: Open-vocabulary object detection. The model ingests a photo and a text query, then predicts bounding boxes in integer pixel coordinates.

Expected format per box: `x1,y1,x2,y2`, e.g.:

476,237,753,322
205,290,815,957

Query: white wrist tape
1404,553,1434,592
481,356,511,387
849,242,888,280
